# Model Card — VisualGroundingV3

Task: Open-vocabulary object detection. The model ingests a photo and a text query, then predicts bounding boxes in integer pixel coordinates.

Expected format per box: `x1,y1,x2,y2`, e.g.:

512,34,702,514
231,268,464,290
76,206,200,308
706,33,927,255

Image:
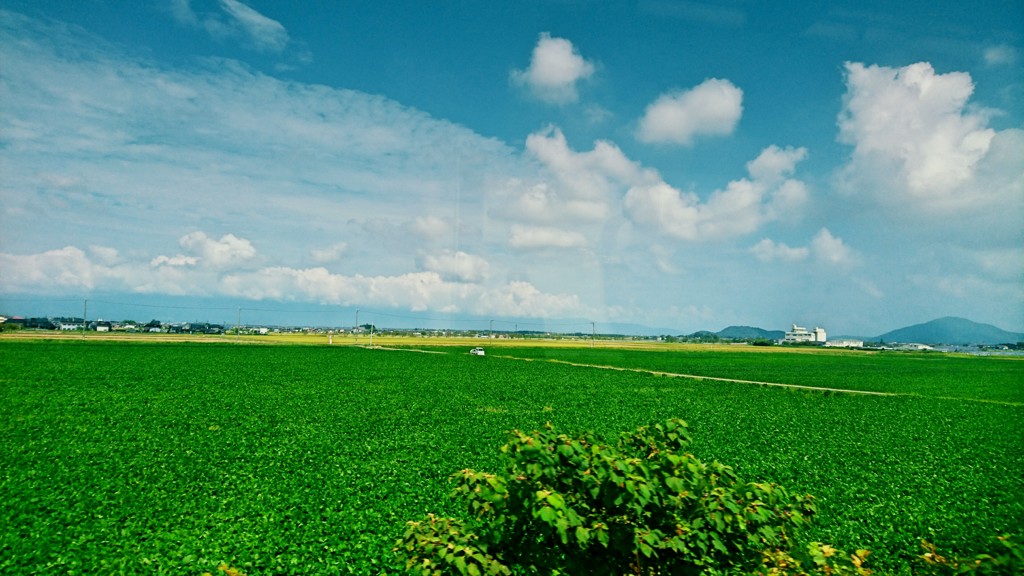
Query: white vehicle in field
470,347,486,356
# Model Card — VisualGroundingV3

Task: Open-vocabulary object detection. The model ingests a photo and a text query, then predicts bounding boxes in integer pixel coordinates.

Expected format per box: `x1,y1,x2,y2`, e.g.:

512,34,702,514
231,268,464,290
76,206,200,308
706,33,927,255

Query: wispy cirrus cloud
0,10,516,264
171,0,290,53
983,44,1017,67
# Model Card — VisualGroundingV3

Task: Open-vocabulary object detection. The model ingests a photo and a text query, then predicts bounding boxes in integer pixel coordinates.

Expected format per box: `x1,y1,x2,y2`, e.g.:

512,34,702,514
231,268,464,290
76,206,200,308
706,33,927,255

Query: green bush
917,534,1023,575
395,419,871,575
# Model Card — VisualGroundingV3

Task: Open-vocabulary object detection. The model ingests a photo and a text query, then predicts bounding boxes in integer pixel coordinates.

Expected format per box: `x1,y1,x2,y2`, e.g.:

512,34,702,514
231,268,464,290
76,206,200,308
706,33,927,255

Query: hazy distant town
3,313,1021,356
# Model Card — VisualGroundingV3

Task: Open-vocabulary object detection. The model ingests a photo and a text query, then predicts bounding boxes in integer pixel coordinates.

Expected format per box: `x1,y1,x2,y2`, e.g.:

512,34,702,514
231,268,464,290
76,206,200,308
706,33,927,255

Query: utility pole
489,319,493,339
355,309,359,344
82,298,87,339
591,322,595,348
236,308,241,343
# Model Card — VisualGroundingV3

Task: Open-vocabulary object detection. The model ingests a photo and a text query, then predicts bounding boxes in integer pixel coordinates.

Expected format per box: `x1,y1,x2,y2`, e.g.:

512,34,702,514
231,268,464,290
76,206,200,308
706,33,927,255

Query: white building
784,324,827,343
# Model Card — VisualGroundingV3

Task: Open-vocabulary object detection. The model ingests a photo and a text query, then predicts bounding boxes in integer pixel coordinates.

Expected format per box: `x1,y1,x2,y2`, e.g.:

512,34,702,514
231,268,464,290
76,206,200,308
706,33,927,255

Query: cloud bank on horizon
0,2,1021,334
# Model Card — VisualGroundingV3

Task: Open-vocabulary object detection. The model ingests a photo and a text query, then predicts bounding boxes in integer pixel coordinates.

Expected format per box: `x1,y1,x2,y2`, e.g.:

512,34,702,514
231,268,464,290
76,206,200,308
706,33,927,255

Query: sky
1,1,1022,336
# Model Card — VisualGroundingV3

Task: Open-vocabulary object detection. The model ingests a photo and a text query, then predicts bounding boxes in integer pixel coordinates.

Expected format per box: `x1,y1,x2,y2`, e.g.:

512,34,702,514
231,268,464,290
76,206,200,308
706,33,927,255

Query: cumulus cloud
508,225,588,250
178,232,257,268
0,246,96,291
1,238,585,319
309,242,348,264
811,228,858,267
493,127,655,249
409,216,452,242
837,61,1022,219
88,245,121,266
418,250,490,282
472,280,585,318
624,145,808,241
750,238,809,262
527,127,646,196
750,229,859,269
511,33,595,104
636,79,743,145
746,145,807,183
151,254,199,267
219,267,585,318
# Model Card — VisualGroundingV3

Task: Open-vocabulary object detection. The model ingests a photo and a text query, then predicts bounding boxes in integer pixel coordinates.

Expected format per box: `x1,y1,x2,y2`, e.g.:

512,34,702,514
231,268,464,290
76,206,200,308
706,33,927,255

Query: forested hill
874,316,1023,345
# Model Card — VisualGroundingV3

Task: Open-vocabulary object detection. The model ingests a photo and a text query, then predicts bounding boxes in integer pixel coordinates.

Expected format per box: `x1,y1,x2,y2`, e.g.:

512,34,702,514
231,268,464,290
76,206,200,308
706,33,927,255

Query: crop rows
463,346,1024,404
1,340,1022,574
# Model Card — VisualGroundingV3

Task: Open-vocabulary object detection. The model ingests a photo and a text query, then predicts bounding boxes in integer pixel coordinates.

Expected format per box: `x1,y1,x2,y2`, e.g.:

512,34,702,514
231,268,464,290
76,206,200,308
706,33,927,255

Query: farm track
497,355,897,396
485,354,1023,406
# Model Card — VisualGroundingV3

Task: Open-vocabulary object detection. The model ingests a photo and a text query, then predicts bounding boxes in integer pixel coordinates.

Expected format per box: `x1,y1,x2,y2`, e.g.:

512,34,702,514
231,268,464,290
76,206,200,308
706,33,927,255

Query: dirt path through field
499,356,898,396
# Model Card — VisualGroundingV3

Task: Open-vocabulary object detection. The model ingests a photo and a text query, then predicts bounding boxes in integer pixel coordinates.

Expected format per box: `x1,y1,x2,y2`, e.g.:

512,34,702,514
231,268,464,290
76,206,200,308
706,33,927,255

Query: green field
1,340,1022,574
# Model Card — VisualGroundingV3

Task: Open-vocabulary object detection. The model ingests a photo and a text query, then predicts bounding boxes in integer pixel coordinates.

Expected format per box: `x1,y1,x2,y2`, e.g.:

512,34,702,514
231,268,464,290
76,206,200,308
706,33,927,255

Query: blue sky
1,1,1022,335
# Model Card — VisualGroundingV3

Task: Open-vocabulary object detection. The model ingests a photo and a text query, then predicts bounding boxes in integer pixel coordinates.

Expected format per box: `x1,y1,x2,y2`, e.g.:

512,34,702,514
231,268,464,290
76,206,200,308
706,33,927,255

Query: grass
1,339,1021,574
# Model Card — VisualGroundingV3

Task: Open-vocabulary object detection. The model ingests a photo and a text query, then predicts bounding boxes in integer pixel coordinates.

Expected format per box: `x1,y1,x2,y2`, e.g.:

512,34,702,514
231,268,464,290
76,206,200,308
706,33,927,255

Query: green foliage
397,419,852,575
758,542,872,576
1,341,1020,573
917,534,1024,575
202,563,246,576
482,347,1024,404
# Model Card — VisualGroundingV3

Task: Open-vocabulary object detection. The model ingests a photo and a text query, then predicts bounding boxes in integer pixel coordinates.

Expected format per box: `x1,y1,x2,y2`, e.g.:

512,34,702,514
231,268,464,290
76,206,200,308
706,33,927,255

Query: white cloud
636,79,743,145
0,11,516,267
811,228,858,267
584,104,613,124
149,230,258,270
409,216,452,242
472,281,585,318
746,145,807,183
219,266,585,318
524,126,647,209
508,225,588,250
492,127,655,249
219,0,289,52
151,254,199,267
650,244,679,274
1,237,585,319
0,246,95,291
418,250,490,282
88,245,121,266
511,33,595,104
171,0,290,53
837,61,1022,218
624,145,808,241
973,247,1024,281
310,242,348,264
751,229,859,268
178,232,257,268
750,238,809,262
983,44,1017,67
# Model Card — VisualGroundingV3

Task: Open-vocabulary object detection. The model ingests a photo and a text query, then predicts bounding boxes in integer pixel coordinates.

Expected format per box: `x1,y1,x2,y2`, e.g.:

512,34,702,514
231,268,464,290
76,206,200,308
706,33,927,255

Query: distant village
1,314,1017,354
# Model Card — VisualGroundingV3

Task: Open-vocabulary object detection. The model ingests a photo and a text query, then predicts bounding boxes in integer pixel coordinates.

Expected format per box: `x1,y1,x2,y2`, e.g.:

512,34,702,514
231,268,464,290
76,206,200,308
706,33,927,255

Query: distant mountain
875,317,1023,345
716,325,785,340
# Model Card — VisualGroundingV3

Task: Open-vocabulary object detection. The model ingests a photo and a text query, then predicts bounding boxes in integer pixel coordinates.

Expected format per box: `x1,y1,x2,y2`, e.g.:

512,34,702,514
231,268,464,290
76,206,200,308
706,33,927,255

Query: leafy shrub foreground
395,419,872,575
